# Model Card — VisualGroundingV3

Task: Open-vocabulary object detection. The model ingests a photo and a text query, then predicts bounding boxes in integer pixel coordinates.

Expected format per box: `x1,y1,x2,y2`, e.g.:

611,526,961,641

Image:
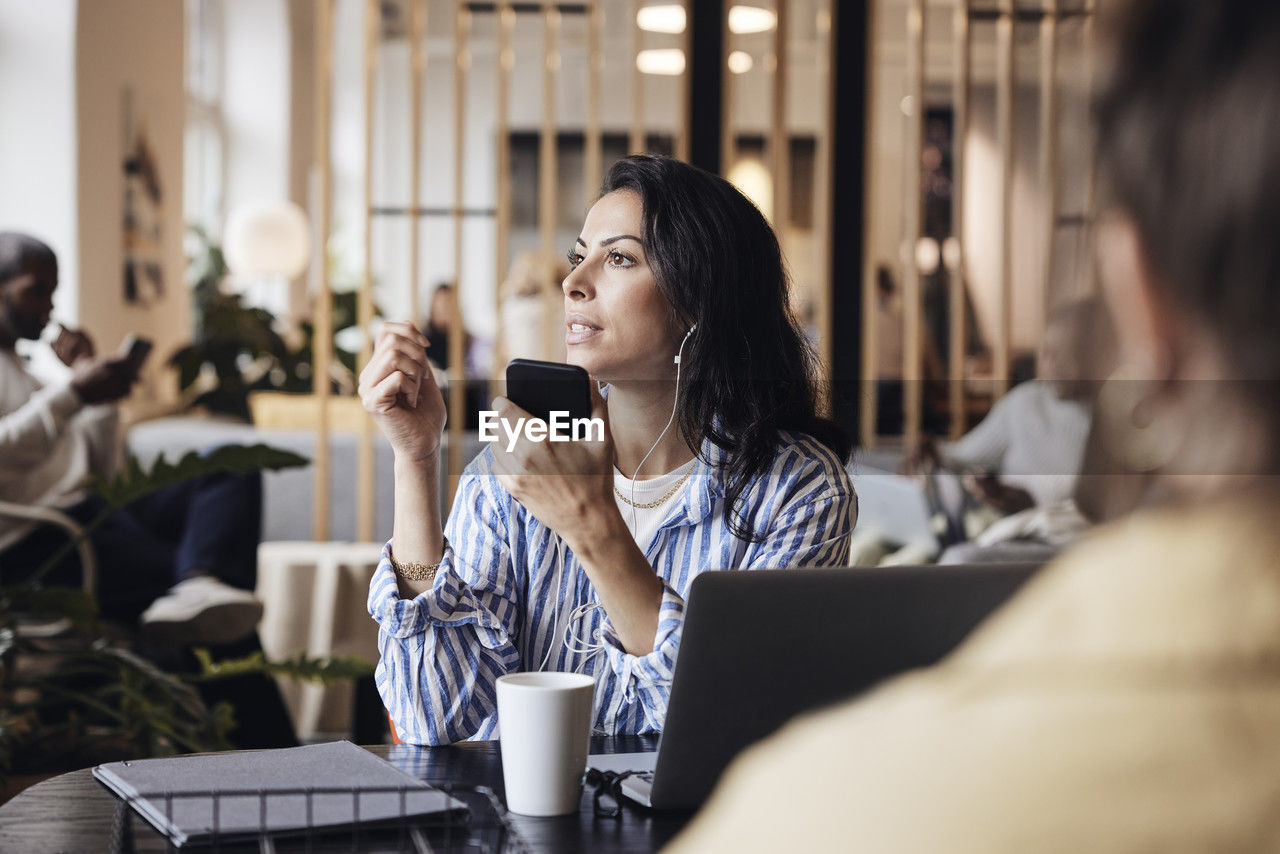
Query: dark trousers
1,471,261,623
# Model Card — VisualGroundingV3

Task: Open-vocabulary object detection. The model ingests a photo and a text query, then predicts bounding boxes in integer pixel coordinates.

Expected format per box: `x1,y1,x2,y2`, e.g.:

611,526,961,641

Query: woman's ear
1095,213,1180,382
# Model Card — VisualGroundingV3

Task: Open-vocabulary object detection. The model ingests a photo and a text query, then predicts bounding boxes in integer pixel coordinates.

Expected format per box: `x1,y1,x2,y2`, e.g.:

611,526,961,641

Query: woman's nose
562,262,592,301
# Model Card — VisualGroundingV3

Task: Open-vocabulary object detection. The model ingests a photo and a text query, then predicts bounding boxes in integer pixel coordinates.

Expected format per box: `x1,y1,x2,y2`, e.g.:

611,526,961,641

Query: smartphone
118,333,154,370
505,359,592,422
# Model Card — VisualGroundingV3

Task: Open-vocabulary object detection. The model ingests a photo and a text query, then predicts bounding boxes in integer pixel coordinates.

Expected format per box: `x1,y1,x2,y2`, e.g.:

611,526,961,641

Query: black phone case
505,359,592,422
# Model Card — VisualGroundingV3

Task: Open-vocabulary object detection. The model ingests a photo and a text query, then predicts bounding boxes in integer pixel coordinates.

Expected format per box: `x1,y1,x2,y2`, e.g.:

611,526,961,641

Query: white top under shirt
612,457,699,554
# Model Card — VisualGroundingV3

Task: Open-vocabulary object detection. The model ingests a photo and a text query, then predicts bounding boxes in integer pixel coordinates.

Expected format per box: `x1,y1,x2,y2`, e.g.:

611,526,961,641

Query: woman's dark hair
1095,0,1280,385
601,155,849,541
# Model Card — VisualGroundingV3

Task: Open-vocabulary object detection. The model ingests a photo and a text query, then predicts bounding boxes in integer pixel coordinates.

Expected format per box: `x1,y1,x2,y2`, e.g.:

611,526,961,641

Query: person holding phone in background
362,155,856,744
0,232,264,645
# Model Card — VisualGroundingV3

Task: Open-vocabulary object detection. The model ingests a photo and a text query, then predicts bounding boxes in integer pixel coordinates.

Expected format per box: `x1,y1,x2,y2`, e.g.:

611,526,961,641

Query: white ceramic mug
496,672,595,816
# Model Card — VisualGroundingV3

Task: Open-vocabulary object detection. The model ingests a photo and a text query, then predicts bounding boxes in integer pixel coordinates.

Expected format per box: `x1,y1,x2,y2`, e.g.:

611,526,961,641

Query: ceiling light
637,48,686,76
914,237,941,276
728,5,776,34
728,50,754,74
224,201,311,279
637,4,686,34
727,156,773,219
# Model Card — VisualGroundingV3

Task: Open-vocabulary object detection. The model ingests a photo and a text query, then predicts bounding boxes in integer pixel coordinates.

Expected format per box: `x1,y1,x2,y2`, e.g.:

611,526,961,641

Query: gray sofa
127,417,484,543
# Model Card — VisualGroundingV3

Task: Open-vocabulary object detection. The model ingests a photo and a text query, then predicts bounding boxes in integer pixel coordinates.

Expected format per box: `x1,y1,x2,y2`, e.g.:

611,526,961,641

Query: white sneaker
139,575,264,646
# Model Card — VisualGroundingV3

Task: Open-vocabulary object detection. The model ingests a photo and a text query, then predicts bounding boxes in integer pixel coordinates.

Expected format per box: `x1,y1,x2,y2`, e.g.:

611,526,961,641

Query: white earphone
673,324,696,365
542,321,698,672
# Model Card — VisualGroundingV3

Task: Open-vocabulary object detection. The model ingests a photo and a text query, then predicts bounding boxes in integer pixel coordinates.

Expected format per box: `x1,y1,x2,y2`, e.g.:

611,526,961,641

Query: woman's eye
566,250,583,269
606,250,633,267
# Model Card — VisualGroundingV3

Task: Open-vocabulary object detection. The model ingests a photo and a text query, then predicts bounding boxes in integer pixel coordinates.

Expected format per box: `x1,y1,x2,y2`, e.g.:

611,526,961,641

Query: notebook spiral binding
108,782,529,854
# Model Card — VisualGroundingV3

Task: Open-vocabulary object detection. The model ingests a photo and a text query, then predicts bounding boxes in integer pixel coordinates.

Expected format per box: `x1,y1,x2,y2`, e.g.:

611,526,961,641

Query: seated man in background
906,297,1115,515
0,231,263,644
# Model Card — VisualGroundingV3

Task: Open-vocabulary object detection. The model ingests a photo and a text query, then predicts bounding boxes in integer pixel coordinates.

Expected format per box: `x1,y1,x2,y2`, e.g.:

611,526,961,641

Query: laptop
587,563,1040,810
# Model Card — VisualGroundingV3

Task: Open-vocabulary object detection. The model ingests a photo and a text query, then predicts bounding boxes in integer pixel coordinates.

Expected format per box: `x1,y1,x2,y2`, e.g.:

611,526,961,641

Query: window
184,0,226,238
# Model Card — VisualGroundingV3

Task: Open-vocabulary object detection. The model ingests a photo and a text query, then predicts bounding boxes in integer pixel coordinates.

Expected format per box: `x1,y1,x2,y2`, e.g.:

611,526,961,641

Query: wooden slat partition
630,0,645,154
585,0,603,204
493,0,514,389
1039,0,1057,318
995,0,1014,395
539,4,562,361
770,0,790,231
357,0,378,542
1081,0,1097,294
311,0,335,541
676,0,690,162
540,5,560,254
814,0,833,411
949,0,970,439
902,0,926,449
448,2,471,502
408,0,426,328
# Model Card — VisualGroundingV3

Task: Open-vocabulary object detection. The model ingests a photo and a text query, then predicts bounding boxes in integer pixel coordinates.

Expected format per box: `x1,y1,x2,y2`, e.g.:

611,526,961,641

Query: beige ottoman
255,541,384,741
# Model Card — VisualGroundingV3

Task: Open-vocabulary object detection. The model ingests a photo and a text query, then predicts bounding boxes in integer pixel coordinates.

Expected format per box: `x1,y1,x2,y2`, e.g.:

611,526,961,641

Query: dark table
0,736,691,853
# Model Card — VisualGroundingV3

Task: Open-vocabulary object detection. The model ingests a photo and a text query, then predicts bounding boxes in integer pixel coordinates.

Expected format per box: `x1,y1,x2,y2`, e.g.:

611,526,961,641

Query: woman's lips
565,316,602,345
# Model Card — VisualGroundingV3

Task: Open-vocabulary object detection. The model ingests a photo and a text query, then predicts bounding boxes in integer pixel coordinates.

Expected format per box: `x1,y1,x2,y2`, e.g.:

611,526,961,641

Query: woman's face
562,189,683,382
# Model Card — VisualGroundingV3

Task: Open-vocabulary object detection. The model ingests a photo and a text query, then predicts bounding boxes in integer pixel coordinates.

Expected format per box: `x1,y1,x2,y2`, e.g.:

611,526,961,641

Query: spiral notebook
93,740,465,848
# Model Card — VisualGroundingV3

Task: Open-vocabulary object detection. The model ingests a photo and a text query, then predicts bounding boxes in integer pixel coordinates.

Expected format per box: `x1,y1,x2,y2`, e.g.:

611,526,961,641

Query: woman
361,156,855,744
669,1,1280,850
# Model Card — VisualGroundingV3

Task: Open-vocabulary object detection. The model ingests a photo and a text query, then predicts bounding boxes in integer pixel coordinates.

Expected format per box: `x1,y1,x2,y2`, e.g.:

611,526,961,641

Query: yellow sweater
668,492,1280,853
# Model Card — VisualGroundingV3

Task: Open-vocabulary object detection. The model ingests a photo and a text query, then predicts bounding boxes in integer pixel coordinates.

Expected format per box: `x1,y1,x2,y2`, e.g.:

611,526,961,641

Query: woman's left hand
490,380,619,547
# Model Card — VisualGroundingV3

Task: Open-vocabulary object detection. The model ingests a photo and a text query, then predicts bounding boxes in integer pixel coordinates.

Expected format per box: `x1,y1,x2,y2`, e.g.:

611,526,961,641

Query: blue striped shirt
368,430,856,745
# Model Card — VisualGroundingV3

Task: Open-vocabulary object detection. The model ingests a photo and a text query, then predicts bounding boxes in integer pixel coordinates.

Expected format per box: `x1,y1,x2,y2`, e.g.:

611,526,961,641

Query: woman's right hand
358,321,447,462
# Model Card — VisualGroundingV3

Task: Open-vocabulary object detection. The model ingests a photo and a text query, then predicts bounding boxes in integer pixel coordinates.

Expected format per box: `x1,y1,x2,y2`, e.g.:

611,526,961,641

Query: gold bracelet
390,542,446,582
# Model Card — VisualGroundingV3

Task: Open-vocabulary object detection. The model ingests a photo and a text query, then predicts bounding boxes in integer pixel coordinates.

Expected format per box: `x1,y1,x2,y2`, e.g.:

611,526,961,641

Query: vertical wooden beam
494,0,514,387
540,5,560,254
357,0,378,543
312,0,334,541
585,0,603,204
408,0,426,327
448,1,471,501
630,0,645,154
995,0,1014,395
1082,0,1097,294
540,4,562,361
1039,0,1057,318
949,0,970,439
901,0,925,448
675,0,691,162
814,0,833,410
770,0,790,231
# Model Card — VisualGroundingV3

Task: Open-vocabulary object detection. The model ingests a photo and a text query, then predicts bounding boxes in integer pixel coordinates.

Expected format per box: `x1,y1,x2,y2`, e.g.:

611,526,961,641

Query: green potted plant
0,445,373,801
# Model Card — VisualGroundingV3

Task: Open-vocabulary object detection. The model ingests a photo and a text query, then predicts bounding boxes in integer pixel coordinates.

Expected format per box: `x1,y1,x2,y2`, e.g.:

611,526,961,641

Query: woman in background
361,156,854,745
497,249,567,364
671,1,1280,850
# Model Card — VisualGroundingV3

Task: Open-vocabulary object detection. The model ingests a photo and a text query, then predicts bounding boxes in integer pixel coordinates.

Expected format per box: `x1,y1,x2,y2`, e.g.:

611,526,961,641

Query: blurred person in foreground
0,232,263,644
669,1,1280,850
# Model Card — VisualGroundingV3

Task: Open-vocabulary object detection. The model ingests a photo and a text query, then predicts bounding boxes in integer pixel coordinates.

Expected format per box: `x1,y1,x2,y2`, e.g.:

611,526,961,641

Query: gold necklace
614,468,694,509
